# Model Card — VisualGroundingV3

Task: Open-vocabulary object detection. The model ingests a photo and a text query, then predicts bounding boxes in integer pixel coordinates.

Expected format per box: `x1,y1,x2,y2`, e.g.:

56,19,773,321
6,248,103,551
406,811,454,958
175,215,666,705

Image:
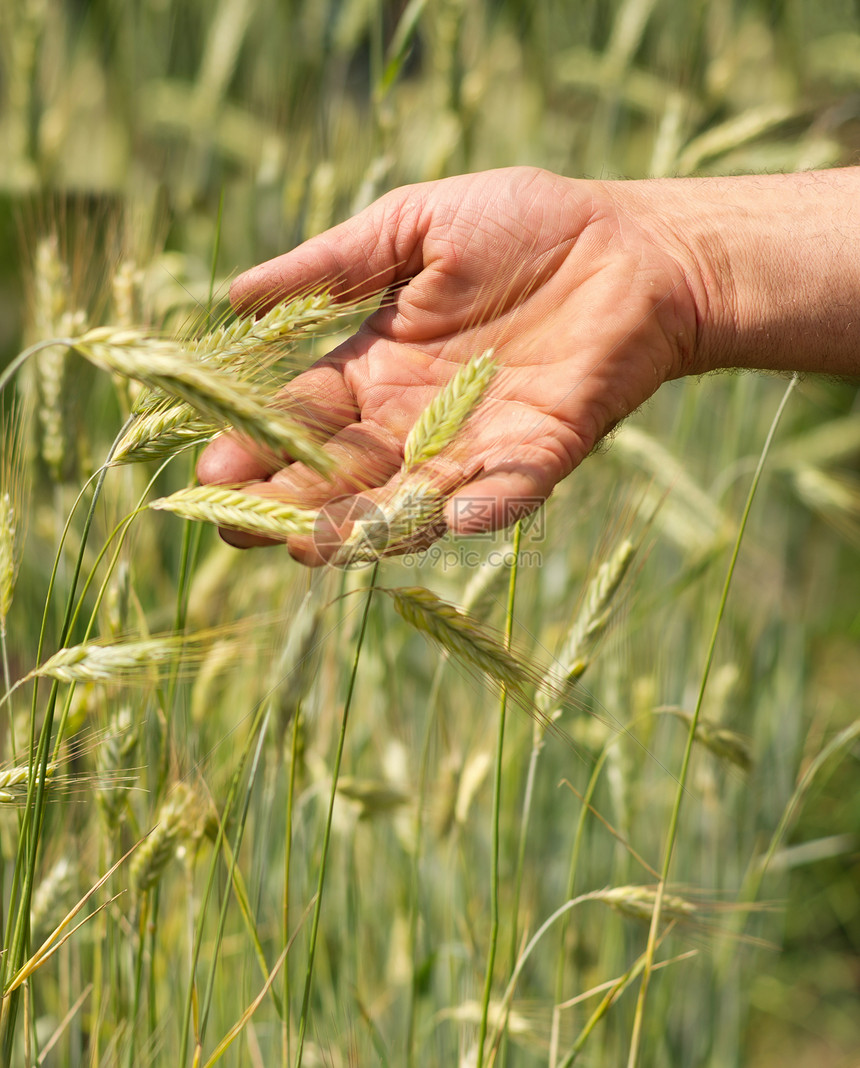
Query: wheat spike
595,885,697,925
30,235,87,480
31,857,78,947
0,492,17,627
331,481,445,565
150,484,317,540
124,292,338,436
95,706,139,829
402,350,497,470
72,328,334,476
113,408,219,464
103,560,132,639
383,482,446,549
269,592,325,738
109,290,359,465
461,544,515,617
111,259,143,329
335,777,412,819
31,636,186,684
189,290,336,363
539,538,636,724
0,404,30,633
29,622,254,687
387,586,531,693
0,761,57,803
131,784,198,893
659,707,753,772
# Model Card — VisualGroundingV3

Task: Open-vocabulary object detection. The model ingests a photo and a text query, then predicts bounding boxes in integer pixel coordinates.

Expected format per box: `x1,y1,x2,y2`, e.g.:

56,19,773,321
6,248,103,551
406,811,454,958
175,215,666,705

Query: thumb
229,183,430,315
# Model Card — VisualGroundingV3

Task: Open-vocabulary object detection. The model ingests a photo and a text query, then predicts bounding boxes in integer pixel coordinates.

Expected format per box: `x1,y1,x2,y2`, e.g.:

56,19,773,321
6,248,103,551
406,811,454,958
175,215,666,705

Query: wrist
607,169,860,380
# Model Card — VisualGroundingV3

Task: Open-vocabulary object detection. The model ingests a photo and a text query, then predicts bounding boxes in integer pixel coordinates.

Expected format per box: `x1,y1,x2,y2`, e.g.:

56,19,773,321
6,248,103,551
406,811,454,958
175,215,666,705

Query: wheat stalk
402,349,497,470
150,484,317,540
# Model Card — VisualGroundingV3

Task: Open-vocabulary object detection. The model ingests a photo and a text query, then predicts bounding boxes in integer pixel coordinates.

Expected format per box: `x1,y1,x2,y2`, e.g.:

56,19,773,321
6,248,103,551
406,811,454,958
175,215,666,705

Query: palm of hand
198,168,695,561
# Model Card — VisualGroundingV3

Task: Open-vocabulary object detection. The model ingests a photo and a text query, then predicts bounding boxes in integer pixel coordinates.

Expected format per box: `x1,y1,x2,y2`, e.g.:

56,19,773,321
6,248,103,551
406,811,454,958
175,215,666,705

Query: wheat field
0,1,859,1065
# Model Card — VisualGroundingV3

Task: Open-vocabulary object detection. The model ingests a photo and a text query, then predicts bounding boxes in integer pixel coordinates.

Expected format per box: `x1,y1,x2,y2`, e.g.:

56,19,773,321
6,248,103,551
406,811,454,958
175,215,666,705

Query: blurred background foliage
0,0,859,1065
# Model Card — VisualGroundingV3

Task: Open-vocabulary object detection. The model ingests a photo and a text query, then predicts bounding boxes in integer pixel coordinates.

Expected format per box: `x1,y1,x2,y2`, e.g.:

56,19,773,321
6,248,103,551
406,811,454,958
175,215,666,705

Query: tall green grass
0,1,858,1065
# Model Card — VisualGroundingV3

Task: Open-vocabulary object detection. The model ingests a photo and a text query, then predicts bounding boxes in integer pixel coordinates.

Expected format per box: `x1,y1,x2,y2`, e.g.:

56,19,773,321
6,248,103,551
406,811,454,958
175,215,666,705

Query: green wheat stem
50,470,172,763
406,654,448,1068
295,562,379,1068
43,458,174,769
179,701,268,1063
207,187,225,330
160,448,207,804
475,521,521,1068
0,337,78,398
559,939,667,1068
1,419,131,1057
626,374,798,1068
283,705,303,1068
196,707,273,1054
125,893,149,1068
177,636,311,1064
148,884,160,1050
549,747,610,1068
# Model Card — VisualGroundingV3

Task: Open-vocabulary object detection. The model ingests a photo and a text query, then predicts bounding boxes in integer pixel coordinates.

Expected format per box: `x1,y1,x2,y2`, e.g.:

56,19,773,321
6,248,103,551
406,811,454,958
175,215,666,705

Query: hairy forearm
606,167,860,379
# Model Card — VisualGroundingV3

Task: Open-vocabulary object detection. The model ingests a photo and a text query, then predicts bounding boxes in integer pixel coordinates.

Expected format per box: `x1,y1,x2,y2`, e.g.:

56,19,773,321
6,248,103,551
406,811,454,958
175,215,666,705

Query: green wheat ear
149,484,317,540
386,585,531,694
403,349,498,471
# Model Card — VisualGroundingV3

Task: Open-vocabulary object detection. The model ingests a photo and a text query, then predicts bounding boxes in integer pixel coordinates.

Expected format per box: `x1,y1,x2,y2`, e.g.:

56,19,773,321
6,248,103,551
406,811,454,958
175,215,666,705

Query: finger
229,184,431,316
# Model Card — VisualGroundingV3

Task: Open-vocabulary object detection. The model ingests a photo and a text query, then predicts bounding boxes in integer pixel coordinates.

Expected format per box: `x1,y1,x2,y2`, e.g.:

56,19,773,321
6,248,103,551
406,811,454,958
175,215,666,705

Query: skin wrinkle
383,191,426,282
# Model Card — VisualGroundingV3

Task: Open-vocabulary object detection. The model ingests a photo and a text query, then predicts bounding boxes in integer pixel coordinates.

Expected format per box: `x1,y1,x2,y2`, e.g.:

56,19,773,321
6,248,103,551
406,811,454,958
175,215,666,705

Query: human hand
197,166,703,563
